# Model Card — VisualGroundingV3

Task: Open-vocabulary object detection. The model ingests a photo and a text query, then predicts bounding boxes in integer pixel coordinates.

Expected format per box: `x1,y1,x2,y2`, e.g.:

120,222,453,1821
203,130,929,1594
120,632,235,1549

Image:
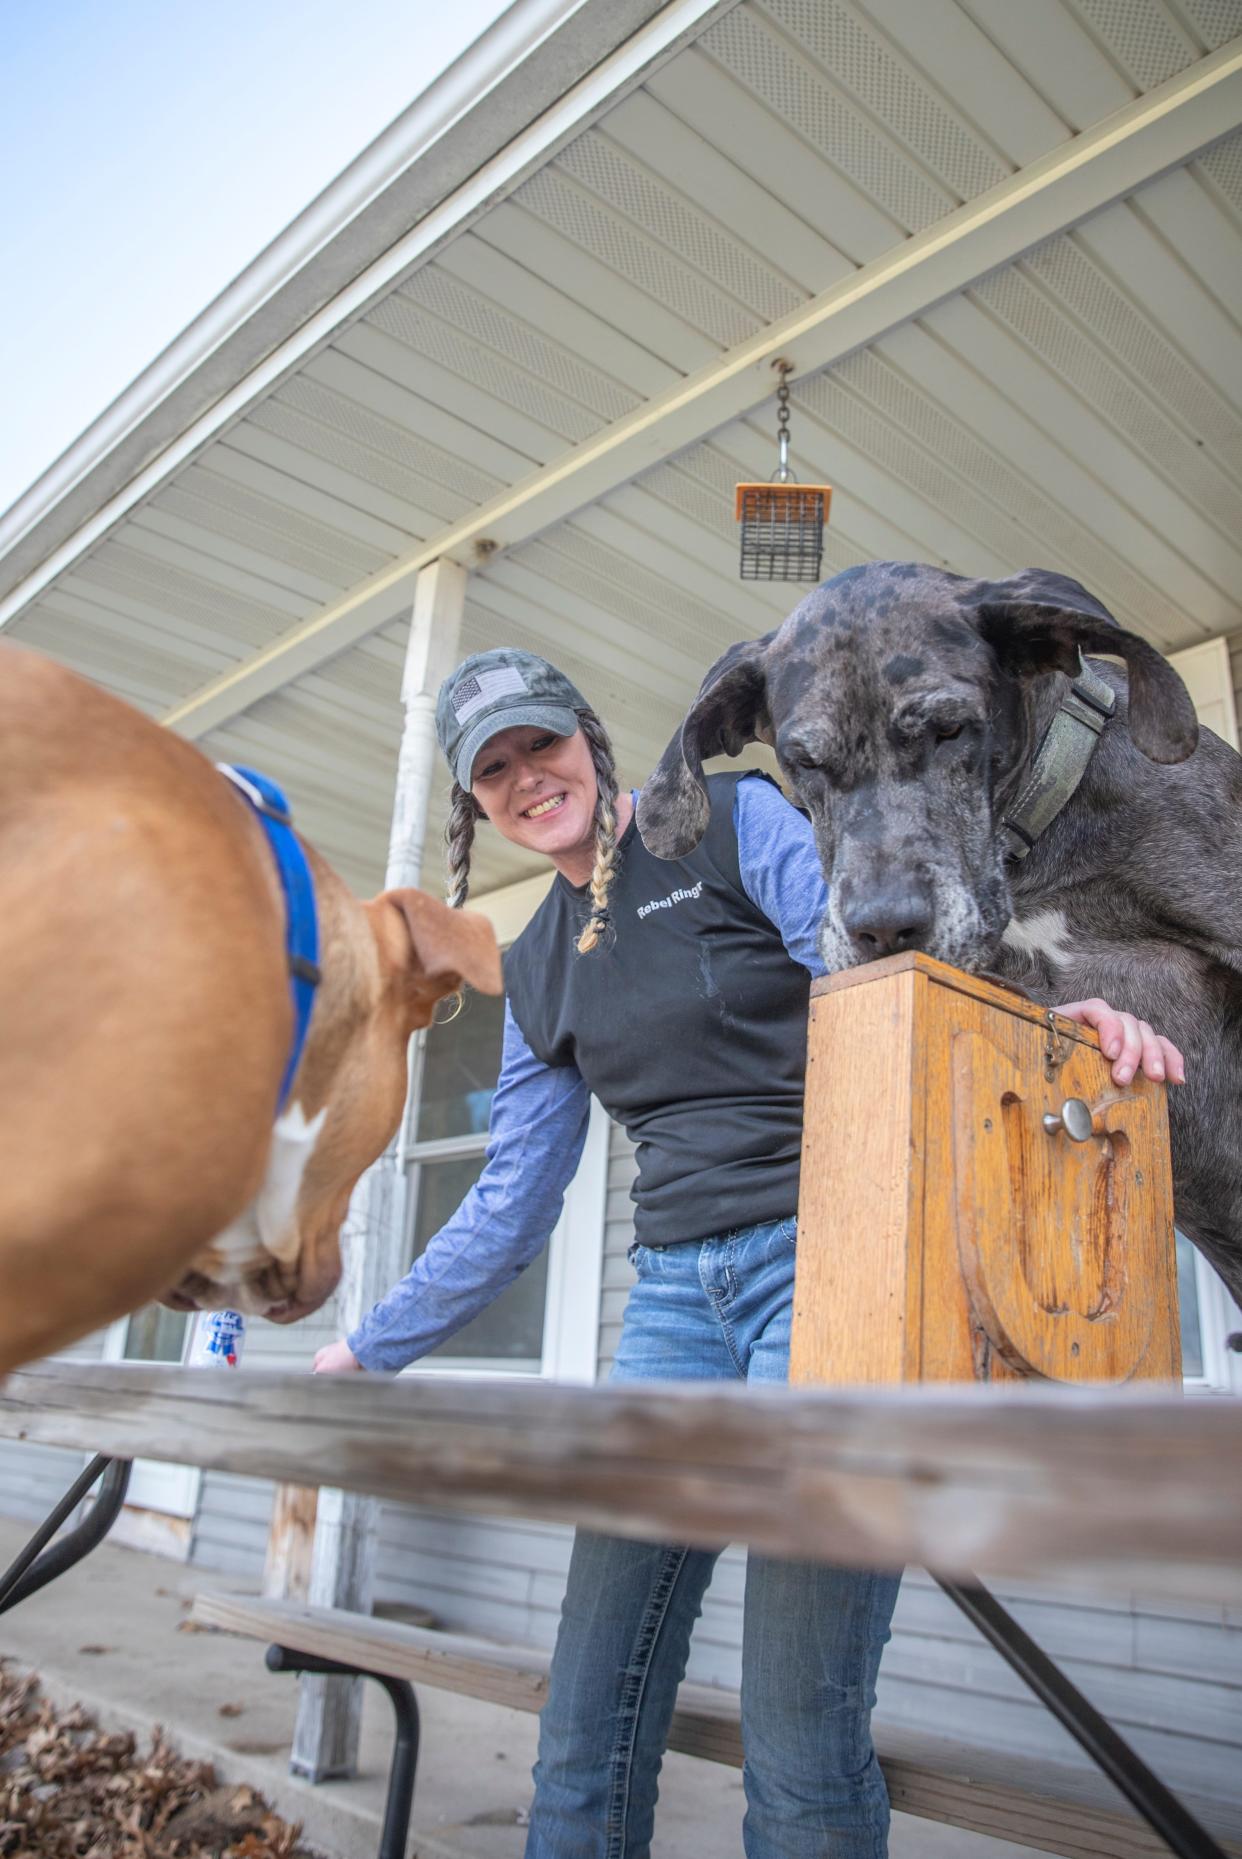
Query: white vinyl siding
0,1329,105,1521
1168,635,1242,1396
597,1122,640,1378
1171,635,1240,753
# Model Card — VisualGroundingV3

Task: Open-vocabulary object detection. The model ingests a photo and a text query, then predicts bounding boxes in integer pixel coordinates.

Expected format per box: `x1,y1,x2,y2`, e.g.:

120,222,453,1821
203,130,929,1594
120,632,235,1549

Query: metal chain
775,363,792,482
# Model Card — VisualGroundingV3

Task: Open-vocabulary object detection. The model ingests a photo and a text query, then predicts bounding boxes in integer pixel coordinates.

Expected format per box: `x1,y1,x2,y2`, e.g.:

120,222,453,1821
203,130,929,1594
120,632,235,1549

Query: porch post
289,556,467,1781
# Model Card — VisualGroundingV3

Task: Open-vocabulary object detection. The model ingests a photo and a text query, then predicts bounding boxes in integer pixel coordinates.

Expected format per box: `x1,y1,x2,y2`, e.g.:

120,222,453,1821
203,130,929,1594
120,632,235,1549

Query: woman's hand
313,1339,363,1374
1052,999,1186,1087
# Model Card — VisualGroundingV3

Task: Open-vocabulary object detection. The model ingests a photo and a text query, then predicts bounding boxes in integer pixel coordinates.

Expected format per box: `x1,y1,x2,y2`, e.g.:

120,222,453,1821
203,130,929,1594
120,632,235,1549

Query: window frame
397,874,608,1386
101,1312,203,1517
1167,637,1242,1396
1180,1241,1242,1398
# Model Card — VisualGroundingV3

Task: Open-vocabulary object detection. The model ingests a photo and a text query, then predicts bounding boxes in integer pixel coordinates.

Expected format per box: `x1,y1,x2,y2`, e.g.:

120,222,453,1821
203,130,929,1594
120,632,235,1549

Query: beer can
189,1308,246,1368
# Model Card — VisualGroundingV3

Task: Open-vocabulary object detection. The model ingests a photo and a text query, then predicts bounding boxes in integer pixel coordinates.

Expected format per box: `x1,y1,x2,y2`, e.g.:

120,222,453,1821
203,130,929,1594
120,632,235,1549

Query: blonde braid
445,783,483,909
575,708,621,955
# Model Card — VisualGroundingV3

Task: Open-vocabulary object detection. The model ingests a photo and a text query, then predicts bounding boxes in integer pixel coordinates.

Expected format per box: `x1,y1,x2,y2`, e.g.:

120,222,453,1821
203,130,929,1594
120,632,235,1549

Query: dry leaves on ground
0,1662,318,1858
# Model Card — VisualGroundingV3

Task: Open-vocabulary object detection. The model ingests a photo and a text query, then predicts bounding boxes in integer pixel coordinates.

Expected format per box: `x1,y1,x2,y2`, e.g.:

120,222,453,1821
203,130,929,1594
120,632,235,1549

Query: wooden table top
3,1361,1239,1603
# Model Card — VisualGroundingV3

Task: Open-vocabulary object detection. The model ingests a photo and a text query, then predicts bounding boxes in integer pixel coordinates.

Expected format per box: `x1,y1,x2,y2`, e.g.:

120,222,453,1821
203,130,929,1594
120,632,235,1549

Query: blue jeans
525,1217,900,1858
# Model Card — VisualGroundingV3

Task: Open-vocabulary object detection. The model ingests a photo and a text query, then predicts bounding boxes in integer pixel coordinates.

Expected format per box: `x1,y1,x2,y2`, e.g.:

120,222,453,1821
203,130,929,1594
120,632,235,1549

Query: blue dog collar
218,764,321,1115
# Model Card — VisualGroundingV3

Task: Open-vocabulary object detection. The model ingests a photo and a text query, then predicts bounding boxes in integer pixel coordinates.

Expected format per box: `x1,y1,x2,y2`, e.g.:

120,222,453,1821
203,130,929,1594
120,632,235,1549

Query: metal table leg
265,1644,420,1859
0,1455,131,1615
935,1573,1229,1859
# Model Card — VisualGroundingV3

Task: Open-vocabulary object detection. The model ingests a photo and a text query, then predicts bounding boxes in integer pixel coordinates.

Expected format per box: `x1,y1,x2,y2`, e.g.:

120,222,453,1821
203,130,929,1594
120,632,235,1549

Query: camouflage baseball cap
436,648,589,790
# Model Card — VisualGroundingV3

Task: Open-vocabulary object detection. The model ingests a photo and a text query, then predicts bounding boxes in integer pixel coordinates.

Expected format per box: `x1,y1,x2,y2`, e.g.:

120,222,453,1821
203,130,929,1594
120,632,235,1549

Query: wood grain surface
794,954,1180,1385
262,1482,318,1601
792,960,925,1384
193,1592,1242,1859
4,1362,1240,1600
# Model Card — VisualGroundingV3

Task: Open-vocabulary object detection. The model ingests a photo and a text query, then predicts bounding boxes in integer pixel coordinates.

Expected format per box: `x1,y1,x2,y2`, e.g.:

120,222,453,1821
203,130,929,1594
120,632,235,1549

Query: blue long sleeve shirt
347,775,827,1370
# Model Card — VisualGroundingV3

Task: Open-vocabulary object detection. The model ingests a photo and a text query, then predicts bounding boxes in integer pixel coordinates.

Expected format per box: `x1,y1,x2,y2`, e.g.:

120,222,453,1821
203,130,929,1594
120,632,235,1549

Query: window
102,1307,201,1520
399,889,608,1382
403,989,550,1368
1167,638,1242,1396
121,1304,190,1364
1178,1233,1242,1396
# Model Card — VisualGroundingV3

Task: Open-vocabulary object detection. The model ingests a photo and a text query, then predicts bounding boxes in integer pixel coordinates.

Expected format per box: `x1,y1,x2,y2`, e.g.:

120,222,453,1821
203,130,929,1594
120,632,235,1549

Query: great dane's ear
974,570,1198,765
637,636,774,858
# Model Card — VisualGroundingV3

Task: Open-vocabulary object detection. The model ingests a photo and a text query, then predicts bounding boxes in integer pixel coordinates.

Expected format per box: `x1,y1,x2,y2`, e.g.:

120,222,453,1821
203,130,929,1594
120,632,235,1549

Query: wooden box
789,953,1181,1386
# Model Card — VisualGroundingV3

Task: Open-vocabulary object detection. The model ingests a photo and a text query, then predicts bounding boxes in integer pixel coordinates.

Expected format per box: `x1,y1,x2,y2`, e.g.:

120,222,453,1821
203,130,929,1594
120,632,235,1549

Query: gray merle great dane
637,561,1242,1307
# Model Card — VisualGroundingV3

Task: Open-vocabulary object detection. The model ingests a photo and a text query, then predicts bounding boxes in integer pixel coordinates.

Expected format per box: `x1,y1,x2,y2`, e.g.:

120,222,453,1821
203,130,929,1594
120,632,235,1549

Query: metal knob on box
1043,1097,1097,1143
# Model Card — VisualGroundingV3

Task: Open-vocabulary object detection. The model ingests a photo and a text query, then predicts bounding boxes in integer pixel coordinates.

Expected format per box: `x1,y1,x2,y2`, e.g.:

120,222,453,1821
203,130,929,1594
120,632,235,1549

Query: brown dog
0,642,501,1373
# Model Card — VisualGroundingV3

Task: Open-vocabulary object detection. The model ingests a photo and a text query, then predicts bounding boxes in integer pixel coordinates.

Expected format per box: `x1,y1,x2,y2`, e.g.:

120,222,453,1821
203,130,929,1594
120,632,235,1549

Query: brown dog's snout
162,1257,336,1325
160,1271,213,1313
247,1251,342,1324
248,1258,297,1309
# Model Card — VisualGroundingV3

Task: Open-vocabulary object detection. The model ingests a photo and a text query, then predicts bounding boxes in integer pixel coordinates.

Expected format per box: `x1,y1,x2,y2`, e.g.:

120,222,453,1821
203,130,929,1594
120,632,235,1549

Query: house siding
598,1121,638,1378
186,1296,342,1581
0,1330,106,1522
364,1116,644,1652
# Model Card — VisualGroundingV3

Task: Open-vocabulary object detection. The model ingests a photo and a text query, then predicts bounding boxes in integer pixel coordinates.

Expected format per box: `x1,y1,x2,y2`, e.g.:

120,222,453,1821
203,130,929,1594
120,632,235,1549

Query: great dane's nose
840,885,933,959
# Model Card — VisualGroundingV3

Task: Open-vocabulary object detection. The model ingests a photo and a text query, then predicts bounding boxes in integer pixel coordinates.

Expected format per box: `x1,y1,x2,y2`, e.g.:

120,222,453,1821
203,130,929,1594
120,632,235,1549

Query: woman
316,646,1182,1858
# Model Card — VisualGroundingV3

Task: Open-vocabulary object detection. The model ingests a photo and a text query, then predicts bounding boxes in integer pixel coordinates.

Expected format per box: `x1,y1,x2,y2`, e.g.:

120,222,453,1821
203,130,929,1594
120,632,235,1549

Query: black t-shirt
504,773,810,1244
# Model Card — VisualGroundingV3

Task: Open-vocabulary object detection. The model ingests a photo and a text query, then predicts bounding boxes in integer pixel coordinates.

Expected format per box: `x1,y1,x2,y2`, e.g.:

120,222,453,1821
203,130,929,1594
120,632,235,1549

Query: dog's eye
778,740,819,775
933,723,963,744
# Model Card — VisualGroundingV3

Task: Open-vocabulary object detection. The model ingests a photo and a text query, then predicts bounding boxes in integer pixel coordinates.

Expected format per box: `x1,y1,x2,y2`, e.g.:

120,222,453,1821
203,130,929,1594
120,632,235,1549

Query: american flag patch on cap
452,664,529,724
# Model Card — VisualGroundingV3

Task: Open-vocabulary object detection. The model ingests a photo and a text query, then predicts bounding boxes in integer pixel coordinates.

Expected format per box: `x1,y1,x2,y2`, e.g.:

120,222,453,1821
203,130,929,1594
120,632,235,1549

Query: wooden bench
193,1589,1242,1859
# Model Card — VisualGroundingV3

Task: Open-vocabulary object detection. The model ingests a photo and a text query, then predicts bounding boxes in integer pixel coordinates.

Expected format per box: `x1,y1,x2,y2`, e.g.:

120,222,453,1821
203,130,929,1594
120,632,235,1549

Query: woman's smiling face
470,723,599,872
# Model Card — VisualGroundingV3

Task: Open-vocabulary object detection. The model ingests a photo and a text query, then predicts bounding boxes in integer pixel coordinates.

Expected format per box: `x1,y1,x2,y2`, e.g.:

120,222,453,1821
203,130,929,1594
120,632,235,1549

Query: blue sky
1,0,510,516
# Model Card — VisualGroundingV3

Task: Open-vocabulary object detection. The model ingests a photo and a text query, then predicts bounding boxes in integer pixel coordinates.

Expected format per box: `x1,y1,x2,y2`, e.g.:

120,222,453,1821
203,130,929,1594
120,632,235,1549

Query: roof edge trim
0,0,721,602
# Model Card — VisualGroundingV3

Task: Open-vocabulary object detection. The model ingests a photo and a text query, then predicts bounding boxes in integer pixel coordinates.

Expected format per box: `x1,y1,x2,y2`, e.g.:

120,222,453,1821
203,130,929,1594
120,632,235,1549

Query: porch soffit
3,0,1242,896
0,0,692,601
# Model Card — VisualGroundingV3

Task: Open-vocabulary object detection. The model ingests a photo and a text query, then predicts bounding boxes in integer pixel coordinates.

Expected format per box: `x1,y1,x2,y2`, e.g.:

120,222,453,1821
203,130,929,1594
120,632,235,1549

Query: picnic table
1,1361,1241,1859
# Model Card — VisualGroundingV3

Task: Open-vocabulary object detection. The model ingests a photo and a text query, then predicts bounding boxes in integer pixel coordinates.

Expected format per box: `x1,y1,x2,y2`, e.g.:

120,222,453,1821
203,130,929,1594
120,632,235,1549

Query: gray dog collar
1002,655,1116,862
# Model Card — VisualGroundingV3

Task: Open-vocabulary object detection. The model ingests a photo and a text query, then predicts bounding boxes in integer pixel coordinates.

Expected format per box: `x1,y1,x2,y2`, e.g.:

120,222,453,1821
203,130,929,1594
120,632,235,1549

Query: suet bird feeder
735,362,832,583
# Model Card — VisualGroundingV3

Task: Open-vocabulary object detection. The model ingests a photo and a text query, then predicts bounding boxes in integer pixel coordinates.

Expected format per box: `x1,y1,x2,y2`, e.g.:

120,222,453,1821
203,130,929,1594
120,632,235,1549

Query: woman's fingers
313,1339,362,1374
1157,1034,1187,1085
1052,999,1129,1075
1112,1010,1143,1083
1051,1000,1186,1085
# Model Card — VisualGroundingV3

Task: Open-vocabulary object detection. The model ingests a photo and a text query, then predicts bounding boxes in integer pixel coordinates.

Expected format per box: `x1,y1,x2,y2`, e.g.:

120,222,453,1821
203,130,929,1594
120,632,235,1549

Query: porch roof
3,0,1241,896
